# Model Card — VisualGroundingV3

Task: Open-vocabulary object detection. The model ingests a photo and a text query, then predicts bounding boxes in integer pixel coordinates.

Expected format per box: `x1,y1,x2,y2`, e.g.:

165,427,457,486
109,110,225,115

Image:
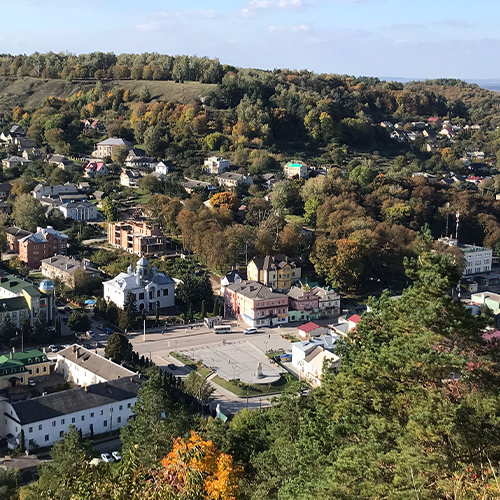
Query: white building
55,345,136,387
155,162,170,176
103,258,175,312
283,161,308,179
310,286,341,318
216,172,253,190
59,201,98,221
203,157,231,175
32,183,79,200
93,138,134,158
1,376,142,450
438,237,492,276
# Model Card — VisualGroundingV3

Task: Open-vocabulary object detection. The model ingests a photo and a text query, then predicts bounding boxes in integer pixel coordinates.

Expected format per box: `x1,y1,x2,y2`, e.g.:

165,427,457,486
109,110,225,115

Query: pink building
224,280,288,328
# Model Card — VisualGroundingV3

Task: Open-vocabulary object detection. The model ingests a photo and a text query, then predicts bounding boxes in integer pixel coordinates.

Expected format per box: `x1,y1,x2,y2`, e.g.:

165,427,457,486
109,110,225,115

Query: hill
0,77,216,109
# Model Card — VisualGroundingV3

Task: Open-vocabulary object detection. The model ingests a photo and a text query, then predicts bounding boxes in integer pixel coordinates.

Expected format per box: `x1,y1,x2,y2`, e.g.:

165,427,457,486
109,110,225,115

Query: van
244,328,258,335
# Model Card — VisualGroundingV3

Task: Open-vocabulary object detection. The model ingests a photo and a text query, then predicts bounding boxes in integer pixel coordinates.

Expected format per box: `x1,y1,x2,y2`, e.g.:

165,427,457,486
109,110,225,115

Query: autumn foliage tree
209,192,240,212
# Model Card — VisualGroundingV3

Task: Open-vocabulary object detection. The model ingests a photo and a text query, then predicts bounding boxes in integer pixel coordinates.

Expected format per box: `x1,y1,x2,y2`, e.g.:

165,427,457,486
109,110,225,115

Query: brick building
18,227,69,268
108,221,166,257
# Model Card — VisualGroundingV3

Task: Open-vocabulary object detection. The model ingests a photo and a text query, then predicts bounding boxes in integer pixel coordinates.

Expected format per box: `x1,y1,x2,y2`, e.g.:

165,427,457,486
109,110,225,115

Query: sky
2,0,499,80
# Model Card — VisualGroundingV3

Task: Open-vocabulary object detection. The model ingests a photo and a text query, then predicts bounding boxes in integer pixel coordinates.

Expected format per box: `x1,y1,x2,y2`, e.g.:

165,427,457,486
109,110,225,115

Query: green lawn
170,352,212,377
212,372,297,397
283,333,301,343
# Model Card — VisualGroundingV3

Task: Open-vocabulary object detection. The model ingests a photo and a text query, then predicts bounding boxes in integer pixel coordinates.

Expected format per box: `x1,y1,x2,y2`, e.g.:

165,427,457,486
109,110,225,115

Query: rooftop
226,280,285,300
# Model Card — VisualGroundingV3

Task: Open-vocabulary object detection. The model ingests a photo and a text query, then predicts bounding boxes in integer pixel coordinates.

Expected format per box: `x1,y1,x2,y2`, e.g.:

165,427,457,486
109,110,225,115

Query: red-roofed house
297,321,329,339
84,161,109,179
348,314,361,332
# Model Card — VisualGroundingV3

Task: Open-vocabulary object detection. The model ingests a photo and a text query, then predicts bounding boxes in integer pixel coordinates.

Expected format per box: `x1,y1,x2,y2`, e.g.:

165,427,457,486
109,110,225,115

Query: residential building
84,161,109,178
41,255,100,288
203,157,231,175
295,345,339,387
59,201,98,221
2,156,31,169
470,291,500,314
216,172,253,190
348,314,361,332
0,349,51,389
93,191,105,206
48,155,73,171
291,336,338,370
220,270,243,295
124,149,157,169
438,237,492,275
103,258,175,311
55,345,135,386
224,280,289,327
120,170,142,188
6,227,32,252
0,375,143,450
108,221,166,257
247,255,301,291
81,118,106,133
78,182,91,192
15,137,37,150
92,138,134,158
283,161,308,179
0,275,55,326
18,226,69,268
310,286,341,318
297,321,329,339
22,148,42,161
155,161,171,176
181,178,217,195
287,287,319,322
0,125,26,144
262,173,277,189
32,183,79,201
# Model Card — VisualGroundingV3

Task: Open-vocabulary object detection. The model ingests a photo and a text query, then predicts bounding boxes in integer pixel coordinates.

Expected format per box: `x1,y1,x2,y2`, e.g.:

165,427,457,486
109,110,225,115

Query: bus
214,325,232,334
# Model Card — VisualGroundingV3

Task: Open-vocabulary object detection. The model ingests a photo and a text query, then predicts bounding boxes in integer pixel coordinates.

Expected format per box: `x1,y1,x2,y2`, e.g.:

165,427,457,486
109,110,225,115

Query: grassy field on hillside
0,77,216,109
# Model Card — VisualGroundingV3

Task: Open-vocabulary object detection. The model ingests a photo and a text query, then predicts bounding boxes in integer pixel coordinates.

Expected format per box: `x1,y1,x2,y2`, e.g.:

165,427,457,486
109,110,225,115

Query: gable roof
97,138,133,147
250,254,300,272
298,322,321,333
348,314,361,324
10,375,143,425
57,345,136,381
226,280,285,300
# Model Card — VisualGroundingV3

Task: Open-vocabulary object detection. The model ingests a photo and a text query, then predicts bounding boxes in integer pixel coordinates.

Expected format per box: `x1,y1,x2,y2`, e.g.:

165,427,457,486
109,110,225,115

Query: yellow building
0,349,51,389
247,255,301,292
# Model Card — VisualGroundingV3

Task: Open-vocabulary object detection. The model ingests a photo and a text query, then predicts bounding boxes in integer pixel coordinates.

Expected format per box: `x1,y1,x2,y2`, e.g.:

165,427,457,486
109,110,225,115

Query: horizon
2,0,499,80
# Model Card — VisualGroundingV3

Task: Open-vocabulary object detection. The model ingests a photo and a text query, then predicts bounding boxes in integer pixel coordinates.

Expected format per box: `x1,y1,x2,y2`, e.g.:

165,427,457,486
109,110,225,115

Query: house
181,178,217,195
283,161,308,179
390,130,407,142
6,227,32,252
0,375,143,450
93,191,105,205
287,287,319,322
262,173,277,189
216,172,253,190
22,148,42,161
224,280,289,327
155,161,171,176
310,286,341,318
247,254,302,291
78,182,91,192
438,237,492,276
298,347,339,387
108,221,167,256
32,183,80,201
2,156,31,169
297,321,329,339
220,270,243,294
18,226,69,268
15,137,37,150
59,201,99,221
82,118,106,133
92,138,134,158
41,255,100,288
470,291,500,315
120,170,142,188
380,121,394,128
0,275,55,326
48,155,73,171
0,349,51,389
348,314,361,332
103,258,175,312
84,161,109,178
203,157,230,175
0,183,12,201
55,345,135,387
124,149,157,169
0,125,26,144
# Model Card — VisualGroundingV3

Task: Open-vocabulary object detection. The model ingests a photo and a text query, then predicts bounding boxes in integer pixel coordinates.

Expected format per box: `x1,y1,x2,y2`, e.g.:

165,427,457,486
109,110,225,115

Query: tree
67,312,90,334
111,145,128,164
12,194,45,232
33,312,49,341
349,164,377,186
0,468,20,500
106,301,119,324
271,180,303,216
139,174,161,194
184,371,215,404
54,315,61,338
209,191,240,212
175,273,213,306
102,196,116,222
104,332,132,363
124,291,137,314
200,300,206,318
0,315,16,346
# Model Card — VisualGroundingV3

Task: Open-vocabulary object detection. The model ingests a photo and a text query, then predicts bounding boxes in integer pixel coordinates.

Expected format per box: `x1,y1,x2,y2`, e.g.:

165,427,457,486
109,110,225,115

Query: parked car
167,363,176,370
95,324,103,331
101,453,114,463
85,330,94,338
48,345,60,352
244,328,258,335
103,327,113,335
28,380,36,387
111,451,122,462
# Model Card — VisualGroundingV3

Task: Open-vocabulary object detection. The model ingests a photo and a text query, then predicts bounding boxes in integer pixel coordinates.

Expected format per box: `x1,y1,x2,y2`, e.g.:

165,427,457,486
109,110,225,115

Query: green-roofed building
0,349,50,389
283,160,308,179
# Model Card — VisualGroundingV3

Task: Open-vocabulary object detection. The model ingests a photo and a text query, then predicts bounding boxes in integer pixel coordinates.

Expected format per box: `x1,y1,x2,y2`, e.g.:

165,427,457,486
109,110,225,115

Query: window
139,292,144,300
28,427,33,433
100,410,104,416
119,405,122,411
157,290,161,297
103,420,108,427
20,377,24,383
38,424,42,431
127,403,131,408
90,412,94,418
52,421,56,427
72,417,75,423
81,415,85,421
117,416,122,423
163,289,168,296
45,435,49,442
61,419,65,425
36,368,40,374
43,366,47,373
60,431,64,437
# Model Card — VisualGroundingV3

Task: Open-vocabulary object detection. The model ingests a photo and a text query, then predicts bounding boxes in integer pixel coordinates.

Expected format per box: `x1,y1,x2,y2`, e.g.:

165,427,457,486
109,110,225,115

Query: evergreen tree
200,300,206,318
54,315,61,338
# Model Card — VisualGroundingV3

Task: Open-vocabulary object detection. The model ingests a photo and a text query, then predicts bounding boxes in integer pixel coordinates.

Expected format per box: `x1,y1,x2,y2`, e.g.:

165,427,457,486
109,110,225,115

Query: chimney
84,385,88,392
72,345,77,353
42,347,46,354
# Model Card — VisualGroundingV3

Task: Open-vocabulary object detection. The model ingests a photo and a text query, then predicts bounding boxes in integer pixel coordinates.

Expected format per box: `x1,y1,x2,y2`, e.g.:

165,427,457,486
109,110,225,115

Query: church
103,258,175,311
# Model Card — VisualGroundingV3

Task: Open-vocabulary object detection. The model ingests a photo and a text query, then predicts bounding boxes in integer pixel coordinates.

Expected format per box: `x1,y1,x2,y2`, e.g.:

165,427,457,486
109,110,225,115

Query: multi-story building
247,255,301,291
181,178,217,195
438,237,492,276
287,287,319,322
216,172,253,190
224,280,289,327
108,221,166,257
18,226,68,268
2,156,31,169
103,258,175,312
310,286,341,318
32,183,79,201
84,161,109,178
0,349,51,389
41,255,100,288
6,227,32,252
120,170,142,188
203,157,231,175
55,345,135,387
283,161,308,179
59,201,98,221
0,275,55,326
92,138,134,158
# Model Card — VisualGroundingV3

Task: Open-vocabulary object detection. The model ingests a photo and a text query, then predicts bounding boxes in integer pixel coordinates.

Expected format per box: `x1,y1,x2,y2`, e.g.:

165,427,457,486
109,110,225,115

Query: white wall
55,357,108,386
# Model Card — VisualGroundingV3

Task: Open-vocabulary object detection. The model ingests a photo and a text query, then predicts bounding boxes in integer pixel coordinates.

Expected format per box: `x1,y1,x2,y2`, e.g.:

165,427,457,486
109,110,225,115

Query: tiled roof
98,138,133,147
298,322,321,333
226,280,285,300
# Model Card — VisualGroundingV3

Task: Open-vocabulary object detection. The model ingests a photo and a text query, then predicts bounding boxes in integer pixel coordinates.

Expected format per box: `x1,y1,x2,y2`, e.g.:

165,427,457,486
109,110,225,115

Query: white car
101,453,114,463
244,328,258,335
111,451,122,462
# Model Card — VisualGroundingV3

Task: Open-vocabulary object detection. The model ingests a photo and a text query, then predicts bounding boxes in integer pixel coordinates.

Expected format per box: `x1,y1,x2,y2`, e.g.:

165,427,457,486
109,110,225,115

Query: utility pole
143,319,146,342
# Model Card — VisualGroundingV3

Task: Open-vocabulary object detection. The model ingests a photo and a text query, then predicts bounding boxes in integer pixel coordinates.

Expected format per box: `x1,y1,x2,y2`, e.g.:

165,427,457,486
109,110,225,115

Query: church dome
39,280,55,292
137,257,149,269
